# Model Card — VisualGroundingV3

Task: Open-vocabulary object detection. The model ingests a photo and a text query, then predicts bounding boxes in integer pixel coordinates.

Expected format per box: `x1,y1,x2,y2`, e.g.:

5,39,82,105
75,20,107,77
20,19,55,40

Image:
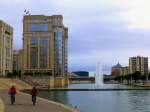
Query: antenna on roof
24,9,30,15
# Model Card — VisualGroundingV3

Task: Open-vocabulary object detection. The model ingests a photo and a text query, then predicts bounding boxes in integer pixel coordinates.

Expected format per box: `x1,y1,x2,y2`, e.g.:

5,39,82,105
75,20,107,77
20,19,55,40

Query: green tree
124,74,131,84
132,71,141,83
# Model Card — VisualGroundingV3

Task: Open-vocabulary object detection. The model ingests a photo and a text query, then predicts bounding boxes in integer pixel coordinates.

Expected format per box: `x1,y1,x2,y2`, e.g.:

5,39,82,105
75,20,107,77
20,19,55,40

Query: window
40,47,47,68
64,38,68,75
30,47,38,68
29,23,49,31
40,38,48,46
30,19,48,23
30,37,38,45
54,29,63,76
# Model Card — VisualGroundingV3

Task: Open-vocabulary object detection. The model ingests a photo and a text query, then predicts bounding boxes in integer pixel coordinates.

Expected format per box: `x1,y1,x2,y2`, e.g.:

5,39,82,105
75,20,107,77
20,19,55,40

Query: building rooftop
112,63,122,68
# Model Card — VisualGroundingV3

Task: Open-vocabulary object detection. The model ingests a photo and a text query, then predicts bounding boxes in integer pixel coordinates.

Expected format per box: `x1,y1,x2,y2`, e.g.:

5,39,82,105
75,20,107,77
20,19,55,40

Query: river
37,84,150,112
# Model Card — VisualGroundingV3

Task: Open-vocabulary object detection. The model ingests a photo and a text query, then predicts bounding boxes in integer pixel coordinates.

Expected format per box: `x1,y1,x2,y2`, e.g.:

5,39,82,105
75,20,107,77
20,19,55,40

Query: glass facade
40,38,48,46
64,38,68,76
30,36,48,68
39,37,48,68
30,47,38,68
55,28,62,77
29,21,49,69
40,47,47,68
29,23,48,31
30,37,48,68
30,37,38,45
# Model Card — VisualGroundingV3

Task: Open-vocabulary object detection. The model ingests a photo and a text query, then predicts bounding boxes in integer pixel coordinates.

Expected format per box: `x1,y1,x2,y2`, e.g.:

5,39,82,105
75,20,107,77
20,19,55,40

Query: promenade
0,90,79,112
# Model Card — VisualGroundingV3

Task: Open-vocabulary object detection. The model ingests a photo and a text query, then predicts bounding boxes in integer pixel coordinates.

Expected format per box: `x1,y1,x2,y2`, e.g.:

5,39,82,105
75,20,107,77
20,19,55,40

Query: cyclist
8,85,17,105
31,86,38,105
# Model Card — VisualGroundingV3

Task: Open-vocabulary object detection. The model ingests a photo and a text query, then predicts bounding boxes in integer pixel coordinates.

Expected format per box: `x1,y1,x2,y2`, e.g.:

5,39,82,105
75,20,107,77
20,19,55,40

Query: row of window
30,47,48,68
29,23,49,31
29,33,50,37
30,37,48,46
29,19,50,23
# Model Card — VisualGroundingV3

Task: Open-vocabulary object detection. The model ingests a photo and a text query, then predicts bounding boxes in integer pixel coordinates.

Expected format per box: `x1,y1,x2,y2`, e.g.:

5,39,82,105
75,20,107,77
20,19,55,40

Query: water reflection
68,84,135,89
38,91,68,104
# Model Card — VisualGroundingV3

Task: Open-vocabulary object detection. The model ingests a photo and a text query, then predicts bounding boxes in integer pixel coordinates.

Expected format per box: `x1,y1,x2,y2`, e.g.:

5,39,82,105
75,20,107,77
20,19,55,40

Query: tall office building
0,20,13,76
23,15,68,87
129,56,148,74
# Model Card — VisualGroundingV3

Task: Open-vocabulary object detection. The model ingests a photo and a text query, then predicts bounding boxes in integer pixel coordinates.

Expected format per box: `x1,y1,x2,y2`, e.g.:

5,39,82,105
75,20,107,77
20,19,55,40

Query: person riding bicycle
31,86,38,105
8,85,17,105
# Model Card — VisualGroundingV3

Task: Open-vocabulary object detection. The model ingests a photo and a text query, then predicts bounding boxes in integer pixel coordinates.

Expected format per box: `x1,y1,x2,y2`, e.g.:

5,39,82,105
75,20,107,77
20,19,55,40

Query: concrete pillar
50,76,69,88
50,76,54,88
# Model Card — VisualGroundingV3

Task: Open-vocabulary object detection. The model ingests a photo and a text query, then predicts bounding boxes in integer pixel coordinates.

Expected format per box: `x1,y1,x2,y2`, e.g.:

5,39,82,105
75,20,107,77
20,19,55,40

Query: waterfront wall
22,76,69,88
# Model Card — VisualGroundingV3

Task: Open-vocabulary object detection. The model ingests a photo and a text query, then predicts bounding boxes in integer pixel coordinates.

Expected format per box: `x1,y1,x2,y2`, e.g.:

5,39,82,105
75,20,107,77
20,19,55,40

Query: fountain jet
95,62,103,87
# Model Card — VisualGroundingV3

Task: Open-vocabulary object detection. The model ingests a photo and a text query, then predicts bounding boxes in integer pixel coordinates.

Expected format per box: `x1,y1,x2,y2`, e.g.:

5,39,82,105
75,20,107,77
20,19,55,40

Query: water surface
38,84,150,112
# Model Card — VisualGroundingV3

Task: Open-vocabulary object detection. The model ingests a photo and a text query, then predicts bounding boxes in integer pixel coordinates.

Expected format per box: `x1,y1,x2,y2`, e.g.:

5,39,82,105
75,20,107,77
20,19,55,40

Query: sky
0,0,150,74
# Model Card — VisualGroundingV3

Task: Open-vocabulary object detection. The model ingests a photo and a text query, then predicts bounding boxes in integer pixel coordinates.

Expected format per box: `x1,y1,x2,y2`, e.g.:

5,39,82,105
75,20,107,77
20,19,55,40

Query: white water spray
95,62,103,86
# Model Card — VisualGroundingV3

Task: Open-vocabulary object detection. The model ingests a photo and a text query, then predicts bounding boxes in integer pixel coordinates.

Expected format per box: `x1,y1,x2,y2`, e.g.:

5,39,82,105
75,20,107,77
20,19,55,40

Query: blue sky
1,0,150,74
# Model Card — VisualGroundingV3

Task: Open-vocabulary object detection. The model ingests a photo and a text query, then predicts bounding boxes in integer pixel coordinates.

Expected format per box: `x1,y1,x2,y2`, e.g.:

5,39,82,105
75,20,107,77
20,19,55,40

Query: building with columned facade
22,15,68,87
0,20,13,76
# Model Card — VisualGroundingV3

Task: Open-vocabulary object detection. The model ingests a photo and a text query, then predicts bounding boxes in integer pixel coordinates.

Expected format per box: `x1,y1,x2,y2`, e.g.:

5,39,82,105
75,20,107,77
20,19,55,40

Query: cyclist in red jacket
8,85,17,105
31,86,38,105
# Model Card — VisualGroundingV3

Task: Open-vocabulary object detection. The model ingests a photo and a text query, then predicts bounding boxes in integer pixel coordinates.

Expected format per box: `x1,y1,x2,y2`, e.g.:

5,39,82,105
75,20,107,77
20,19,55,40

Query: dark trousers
32,94,36,105
10,94,15,105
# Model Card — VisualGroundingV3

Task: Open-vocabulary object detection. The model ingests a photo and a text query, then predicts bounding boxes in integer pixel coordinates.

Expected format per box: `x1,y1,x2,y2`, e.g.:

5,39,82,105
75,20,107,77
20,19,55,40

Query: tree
114,76,121,82
132,71,141,83
140,74,146,84
124,74,131,84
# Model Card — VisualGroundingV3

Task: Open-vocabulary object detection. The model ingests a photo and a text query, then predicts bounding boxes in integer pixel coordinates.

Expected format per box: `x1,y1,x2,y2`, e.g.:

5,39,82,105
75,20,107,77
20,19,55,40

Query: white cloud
2,0,150,29
117,0,150,29
51,0,150,30
0,0,30,5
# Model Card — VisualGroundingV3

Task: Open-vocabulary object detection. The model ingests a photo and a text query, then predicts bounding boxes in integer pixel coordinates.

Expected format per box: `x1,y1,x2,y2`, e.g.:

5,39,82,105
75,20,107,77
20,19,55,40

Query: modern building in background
0,20,13,76
111,63,122,76
13,50,23,75
71,71,89,78
22,15,68,87
129,56,148,74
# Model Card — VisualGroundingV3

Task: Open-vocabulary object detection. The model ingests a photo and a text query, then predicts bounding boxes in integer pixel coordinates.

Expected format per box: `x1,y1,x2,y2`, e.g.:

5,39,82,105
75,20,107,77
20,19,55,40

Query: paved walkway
0,90,79,112
0,98,4,112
